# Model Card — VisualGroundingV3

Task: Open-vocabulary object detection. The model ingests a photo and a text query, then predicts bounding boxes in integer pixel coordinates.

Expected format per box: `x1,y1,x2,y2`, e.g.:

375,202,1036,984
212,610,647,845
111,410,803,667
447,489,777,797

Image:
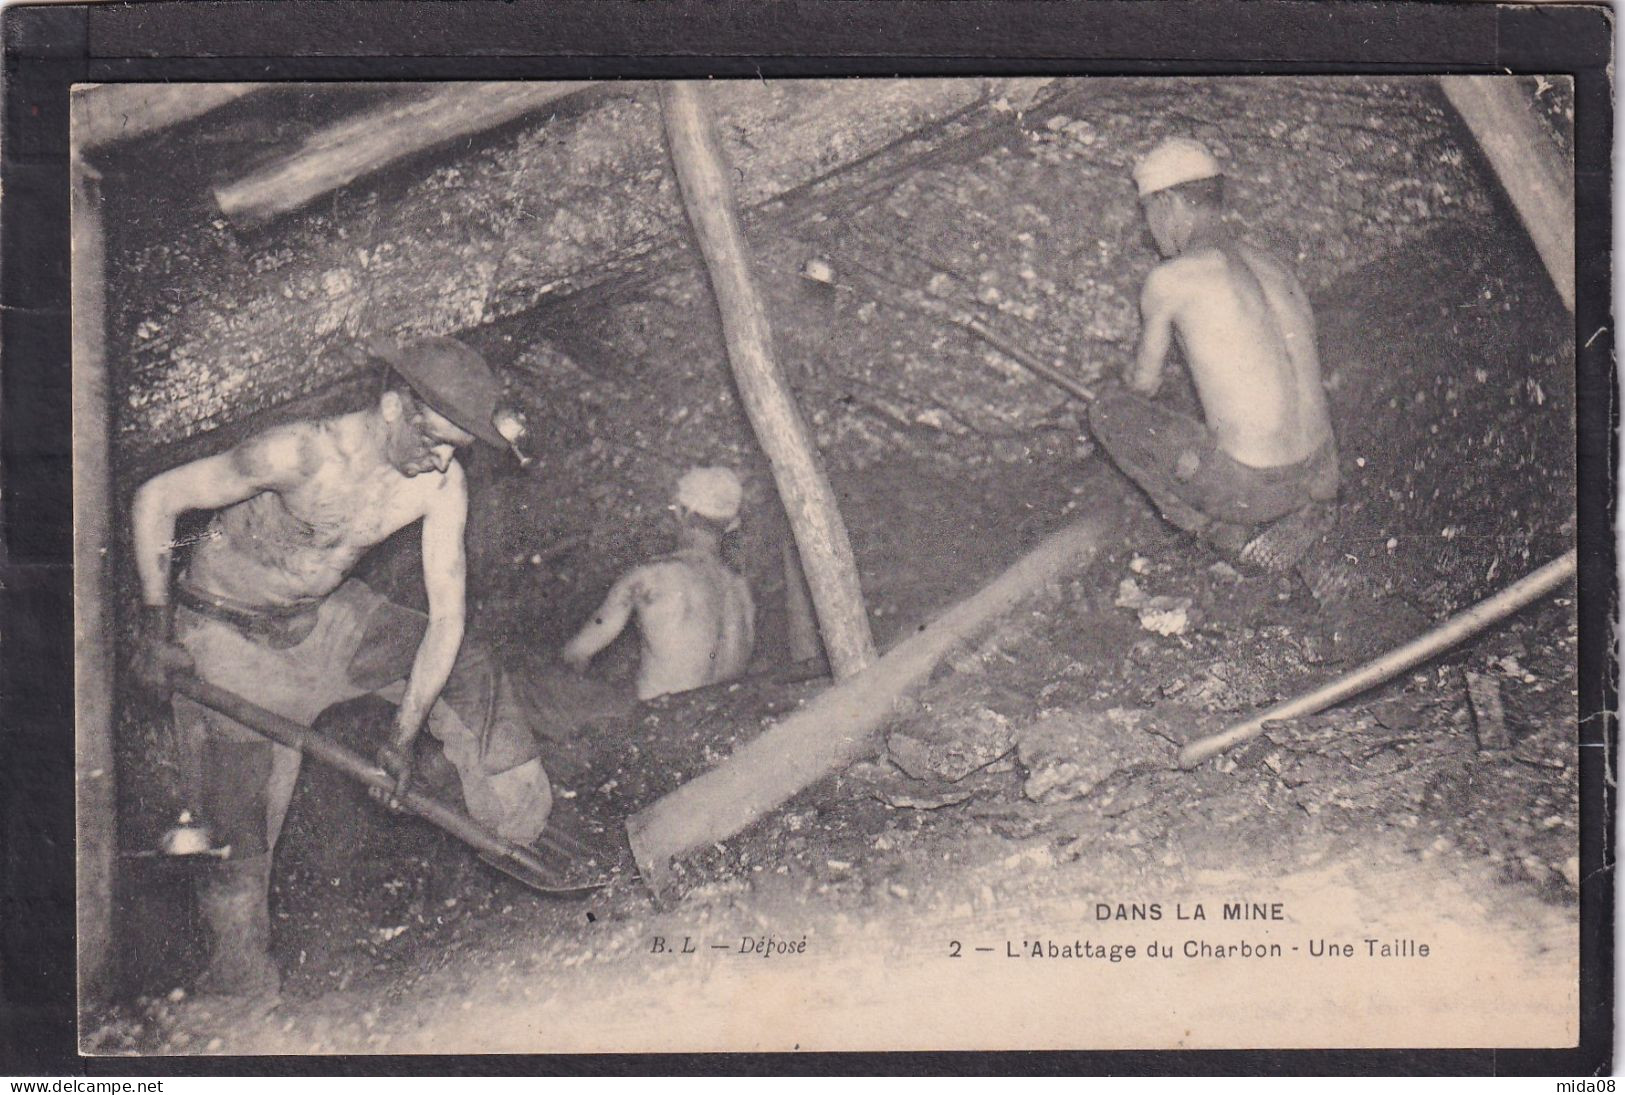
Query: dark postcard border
0,0,1613,1077
81,1,1499,65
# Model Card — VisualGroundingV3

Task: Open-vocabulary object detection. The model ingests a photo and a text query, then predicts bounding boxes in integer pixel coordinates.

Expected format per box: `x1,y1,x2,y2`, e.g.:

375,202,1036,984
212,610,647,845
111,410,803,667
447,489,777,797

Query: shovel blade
477,851,611,895
478,814,630,895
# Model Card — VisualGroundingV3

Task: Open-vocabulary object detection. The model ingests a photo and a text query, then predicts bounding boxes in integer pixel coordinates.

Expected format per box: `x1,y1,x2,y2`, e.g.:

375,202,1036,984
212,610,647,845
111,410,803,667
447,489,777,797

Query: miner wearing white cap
562,466,756,700
1092,136,1340,563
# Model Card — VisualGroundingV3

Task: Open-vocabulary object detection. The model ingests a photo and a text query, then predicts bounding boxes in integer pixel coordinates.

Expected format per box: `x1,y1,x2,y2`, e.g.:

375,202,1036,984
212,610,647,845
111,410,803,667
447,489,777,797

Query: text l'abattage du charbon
945,902,1430,961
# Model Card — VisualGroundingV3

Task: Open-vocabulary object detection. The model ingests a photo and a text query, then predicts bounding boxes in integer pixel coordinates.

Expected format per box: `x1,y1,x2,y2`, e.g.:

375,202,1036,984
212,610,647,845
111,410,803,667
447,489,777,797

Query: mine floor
86,448,1579,1055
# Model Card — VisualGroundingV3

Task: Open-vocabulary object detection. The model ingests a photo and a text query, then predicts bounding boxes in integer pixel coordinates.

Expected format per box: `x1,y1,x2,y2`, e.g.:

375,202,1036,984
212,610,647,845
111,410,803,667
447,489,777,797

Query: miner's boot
195,855,281,998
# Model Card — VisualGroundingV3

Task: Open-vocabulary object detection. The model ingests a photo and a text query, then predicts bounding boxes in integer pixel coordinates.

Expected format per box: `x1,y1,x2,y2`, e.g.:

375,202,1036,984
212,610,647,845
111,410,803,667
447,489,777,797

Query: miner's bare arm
391,460,470,749
1130,265,1179,398
561,571,641,671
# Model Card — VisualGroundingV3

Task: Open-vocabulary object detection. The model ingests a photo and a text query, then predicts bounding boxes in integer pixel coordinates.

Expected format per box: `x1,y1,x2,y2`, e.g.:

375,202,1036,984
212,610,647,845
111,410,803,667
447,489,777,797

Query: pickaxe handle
956,317,1097,404
1176,550,1578,768
848,267,1099,404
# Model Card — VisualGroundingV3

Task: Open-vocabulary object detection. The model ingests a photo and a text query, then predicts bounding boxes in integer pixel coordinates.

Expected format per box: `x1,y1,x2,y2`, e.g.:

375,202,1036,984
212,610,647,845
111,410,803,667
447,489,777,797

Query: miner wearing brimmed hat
562,466,756,701
1090,137,1339,561
130,334,550,997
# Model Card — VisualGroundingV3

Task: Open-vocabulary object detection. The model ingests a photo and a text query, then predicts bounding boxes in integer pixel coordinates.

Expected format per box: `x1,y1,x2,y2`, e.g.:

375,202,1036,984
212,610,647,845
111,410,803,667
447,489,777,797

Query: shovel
169,672,622,894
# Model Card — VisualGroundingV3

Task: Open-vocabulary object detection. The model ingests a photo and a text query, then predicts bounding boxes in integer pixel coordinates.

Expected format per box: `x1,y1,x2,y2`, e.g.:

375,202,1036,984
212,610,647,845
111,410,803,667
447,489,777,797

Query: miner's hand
374,733,416,811
133,606,195,694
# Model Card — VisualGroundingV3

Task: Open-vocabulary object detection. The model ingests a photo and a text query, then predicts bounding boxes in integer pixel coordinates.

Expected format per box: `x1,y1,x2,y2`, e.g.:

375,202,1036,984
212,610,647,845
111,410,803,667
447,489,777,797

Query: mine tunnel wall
100,76,1575,631
107,78,1520,454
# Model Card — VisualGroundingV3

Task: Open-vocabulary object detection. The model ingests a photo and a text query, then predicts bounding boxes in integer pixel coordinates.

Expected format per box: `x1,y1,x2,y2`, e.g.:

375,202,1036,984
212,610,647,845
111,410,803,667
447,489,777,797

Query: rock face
886,704,1017,783
105,76,1512,462
1016,706,1174,804
101,79,1015,452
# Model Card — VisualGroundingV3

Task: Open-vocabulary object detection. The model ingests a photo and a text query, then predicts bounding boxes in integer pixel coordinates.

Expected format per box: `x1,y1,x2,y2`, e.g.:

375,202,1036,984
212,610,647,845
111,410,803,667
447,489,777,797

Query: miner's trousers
170,577,553,857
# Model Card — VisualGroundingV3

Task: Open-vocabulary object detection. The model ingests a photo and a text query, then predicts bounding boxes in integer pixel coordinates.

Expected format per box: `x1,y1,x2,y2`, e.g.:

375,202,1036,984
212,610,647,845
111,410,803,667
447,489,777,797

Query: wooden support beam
70,149,115,1004
783,539,822,664
215,82,591,227
626,516,1107,890
1463,670,1510,752
72,84,261,150
660,81,878,681
1437,76,1575,314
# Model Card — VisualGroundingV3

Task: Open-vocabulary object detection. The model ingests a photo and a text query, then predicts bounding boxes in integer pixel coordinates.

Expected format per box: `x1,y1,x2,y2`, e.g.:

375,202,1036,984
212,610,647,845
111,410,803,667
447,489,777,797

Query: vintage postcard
70,75,1584,1055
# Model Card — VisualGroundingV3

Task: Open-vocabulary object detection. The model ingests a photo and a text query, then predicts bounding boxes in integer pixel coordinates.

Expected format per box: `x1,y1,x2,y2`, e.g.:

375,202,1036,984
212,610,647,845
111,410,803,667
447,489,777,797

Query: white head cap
675,466,743,524
1133,137,1222,198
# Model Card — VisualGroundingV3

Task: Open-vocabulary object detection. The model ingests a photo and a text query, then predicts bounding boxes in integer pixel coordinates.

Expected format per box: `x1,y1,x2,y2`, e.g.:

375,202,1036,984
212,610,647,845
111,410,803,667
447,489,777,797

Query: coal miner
1090,137,1340,559
562,466,756,700
131,336,552,997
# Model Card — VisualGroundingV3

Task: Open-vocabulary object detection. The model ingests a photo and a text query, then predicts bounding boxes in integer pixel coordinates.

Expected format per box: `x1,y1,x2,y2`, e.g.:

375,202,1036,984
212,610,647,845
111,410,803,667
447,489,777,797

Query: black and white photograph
69,74,1583,1054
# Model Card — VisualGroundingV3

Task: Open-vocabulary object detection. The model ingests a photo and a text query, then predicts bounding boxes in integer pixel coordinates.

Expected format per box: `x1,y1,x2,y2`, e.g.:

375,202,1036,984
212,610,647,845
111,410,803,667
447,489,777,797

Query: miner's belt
174,584,324,635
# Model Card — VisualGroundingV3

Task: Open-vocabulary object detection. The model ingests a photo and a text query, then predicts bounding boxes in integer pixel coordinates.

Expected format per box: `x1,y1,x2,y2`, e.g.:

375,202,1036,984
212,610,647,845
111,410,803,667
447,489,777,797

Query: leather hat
370,335,507,448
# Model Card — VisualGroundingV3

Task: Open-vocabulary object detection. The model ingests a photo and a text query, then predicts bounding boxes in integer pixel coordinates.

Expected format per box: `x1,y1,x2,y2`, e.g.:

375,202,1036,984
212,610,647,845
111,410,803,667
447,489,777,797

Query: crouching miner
131,336,551,997
1090,137,1340,561
562,467,755,700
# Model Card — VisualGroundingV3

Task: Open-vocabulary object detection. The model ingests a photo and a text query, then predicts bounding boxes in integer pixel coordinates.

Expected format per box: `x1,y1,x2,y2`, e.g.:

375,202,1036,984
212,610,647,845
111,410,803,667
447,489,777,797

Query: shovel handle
168,672,581,890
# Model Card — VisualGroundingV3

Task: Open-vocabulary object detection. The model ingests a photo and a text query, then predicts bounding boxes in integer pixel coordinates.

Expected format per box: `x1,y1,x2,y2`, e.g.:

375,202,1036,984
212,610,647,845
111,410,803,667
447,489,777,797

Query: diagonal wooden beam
1437,76,1574,314
214,82,593,227
627,515,1107,891
72,83,262,150
1177,550,1577,768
